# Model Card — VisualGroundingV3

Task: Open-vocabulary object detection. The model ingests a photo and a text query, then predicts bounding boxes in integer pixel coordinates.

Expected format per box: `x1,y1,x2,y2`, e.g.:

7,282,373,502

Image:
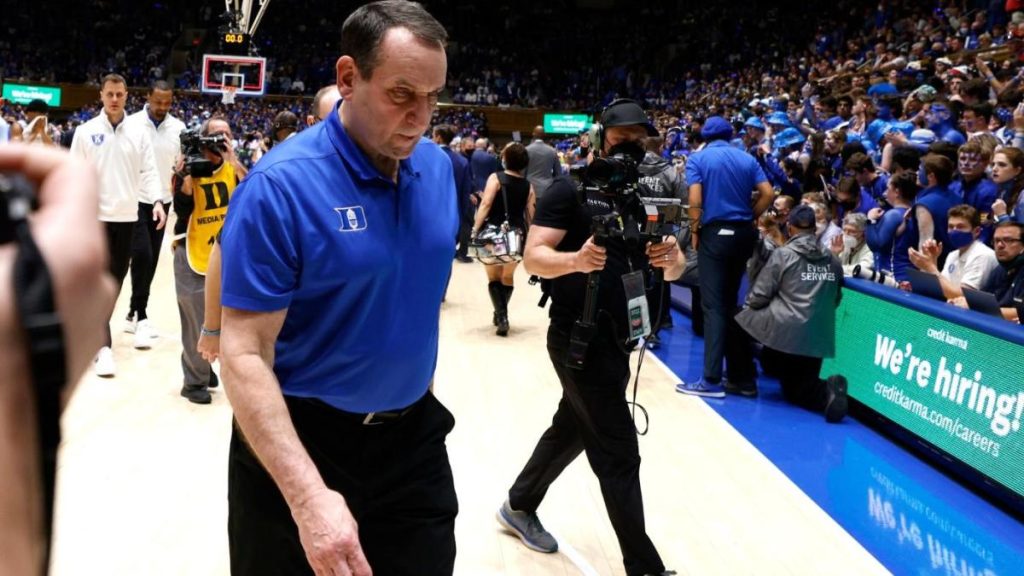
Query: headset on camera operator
499,99,678,576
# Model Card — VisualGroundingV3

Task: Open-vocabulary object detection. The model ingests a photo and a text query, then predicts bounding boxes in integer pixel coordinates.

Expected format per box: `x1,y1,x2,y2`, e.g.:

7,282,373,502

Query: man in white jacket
70,73,163,377
124,80,184,348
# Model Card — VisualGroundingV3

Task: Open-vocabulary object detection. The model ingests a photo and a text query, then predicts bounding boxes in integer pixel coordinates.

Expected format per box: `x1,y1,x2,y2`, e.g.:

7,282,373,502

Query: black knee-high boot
488,281,509,336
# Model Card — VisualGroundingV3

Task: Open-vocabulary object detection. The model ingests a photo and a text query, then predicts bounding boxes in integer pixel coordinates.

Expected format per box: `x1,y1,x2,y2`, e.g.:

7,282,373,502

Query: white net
221,86,237,105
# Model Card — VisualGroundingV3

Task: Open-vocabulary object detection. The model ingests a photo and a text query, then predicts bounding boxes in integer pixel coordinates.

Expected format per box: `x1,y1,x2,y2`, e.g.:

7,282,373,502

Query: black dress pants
508,322,664,576
129,201,170,319
698,221,757,384
228,392,458,576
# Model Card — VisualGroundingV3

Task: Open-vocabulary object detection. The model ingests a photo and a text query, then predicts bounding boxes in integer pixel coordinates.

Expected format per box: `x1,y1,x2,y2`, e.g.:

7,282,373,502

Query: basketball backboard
201,54,267,96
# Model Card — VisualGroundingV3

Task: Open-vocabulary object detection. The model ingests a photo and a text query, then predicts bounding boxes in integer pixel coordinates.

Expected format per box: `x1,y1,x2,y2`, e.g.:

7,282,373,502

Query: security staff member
219,2,458,574
173,117,244,404
678,116,773,398
499,99,678,576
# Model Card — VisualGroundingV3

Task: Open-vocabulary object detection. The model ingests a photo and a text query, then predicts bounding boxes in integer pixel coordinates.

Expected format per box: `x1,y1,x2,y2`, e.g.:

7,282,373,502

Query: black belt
339,392,429,426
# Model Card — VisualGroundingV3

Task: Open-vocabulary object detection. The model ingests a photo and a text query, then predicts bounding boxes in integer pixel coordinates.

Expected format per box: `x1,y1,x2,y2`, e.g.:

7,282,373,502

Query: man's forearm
223,354,326,510
523,243,578,279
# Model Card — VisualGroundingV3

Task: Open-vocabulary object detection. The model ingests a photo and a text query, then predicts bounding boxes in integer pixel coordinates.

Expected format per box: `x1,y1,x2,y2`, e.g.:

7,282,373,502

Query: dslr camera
179,127,228,178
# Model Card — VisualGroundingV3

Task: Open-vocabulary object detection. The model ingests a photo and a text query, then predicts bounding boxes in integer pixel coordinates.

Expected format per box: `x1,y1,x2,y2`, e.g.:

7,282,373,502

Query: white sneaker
133,319,158,349
94,346,116,377
124,313,137,334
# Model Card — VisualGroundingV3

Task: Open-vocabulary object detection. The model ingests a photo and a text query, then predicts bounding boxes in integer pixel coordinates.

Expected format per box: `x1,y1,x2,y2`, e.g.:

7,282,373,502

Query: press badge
622,271,651,340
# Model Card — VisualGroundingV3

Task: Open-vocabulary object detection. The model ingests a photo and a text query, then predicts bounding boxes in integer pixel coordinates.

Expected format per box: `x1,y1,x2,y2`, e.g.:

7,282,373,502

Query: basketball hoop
222,86,237,105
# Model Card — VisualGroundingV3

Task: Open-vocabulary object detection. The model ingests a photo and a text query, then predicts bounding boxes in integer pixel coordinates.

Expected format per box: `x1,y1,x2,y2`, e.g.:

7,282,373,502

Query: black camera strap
12,214,65,575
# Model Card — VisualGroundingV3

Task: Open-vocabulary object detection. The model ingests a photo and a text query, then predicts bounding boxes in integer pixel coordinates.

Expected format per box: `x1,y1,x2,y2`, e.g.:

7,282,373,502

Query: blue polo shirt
686,140,768,225
220,106,458,413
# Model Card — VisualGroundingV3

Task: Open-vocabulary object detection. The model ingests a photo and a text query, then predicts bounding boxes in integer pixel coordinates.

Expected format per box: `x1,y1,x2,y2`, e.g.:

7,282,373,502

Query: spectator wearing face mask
830,212,874,275
908,205,999,299
951,222,1024,322
909,154,961,268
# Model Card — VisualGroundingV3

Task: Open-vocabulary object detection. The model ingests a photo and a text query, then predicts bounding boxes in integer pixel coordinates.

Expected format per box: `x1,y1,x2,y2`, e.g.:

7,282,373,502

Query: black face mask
606,140,645,164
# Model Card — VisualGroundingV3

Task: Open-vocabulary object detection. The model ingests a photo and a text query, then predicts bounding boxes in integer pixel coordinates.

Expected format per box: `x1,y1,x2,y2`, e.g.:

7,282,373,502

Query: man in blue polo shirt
218,3,458,575
678,116,773,398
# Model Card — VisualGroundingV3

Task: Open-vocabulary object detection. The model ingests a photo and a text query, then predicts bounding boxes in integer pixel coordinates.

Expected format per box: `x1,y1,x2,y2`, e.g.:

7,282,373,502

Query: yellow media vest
186,162,236,275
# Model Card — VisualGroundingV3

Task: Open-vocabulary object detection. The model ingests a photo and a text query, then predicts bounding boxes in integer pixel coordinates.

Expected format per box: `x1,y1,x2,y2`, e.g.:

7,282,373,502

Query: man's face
946,215,970,233
842,223,863,241
852,76,868,89
100,80,127,118
854,170,872,187
958,151,986,179
147,88,173,122
601,125,648,155
837,100,851,119
337,27,446,162
461,138,475,155
993,227,1024,262
961,110,982,133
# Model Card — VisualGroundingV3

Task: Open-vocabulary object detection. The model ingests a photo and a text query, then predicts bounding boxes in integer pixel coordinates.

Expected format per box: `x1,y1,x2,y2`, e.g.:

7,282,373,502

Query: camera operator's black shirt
534,176,654,339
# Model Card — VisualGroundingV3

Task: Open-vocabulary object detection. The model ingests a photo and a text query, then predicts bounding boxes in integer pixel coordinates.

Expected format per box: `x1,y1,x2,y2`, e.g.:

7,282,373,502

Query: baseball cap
701,116,734,141
788,204,816,229
601,100,658,136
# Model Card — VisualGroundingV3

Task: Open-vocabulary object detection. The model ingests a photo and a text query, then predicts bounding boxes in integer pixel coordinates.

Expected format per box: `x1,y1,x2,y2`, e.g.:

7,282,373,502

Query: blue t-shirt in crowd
220,106,458,413
686,140,768,225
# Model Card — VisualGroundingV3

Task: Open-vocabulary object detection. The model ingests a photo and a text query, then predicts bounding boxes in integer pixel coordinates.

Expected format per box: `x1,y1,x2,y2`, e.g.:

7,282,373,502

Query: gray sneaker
496,499,558,553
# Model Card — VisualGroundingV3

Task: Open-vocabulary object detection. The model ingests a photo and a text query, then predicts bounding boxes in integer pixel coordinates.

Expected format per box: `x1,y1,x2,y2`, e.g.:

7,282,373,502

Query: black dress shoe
455,255,473,263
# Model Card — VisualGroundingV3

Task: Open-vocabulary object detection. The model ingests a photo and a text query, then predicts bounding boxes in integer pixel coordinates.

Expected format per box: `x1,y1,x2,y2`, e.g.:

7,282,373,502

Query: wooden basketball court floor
49,232,890,575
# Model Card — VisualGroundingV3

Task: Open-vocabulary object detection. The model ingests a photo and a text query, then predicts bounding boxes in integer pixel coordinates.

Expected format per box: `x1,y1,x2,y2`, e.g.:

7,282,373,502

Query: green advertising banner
1,83,62,106
543,114,590,134
822,289,1024,500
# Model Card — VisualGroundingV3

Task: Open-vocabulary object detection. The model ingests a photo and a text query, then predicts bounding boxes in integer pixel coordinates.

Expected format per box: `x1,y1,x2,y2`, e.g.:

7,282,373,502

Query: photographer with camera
677,116,773,399
172,116,245,404
498,99,677,576
70,73,163,378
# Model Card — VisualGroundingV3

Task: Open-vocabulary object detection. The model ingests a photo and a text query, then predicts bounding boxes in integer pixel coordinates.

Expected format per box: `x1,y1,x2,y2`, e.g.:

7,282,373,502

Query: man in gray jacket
525,126,561,198
735,204,849,423
638,136,686,348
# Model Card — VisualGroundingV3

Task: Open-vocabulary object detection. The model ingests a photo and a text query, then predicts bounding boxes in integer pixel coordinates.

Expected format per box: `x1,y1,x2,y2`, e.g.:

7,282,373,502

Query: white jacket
126,107,185,203
70,111,162,222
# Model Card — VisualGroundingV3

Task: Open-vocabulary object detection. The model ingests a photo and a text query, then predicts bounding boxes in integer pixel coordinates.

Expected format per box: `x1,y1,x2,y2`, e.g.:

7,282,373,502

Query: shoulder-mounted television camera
179,127,228,178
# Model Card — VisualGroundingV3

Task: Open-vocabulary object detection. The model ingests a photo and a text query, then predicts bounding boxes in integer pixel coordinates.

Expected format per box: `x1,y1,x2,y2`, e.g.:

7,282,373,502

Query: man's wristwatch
201,326,221,337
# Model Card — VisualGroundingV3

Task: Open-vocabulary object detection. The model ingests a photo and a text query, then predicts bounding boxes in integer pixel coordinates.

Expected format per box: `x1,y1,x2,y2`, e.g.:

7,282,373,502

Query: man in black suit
433,125,474,262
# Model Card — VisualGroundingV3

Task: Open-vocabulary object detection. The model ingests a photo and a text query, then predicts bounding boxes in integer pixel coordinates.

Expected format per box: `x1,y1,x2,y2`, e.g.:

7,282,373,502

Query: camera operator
172,117,245,404
0,144,115,576
499,99,677,576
